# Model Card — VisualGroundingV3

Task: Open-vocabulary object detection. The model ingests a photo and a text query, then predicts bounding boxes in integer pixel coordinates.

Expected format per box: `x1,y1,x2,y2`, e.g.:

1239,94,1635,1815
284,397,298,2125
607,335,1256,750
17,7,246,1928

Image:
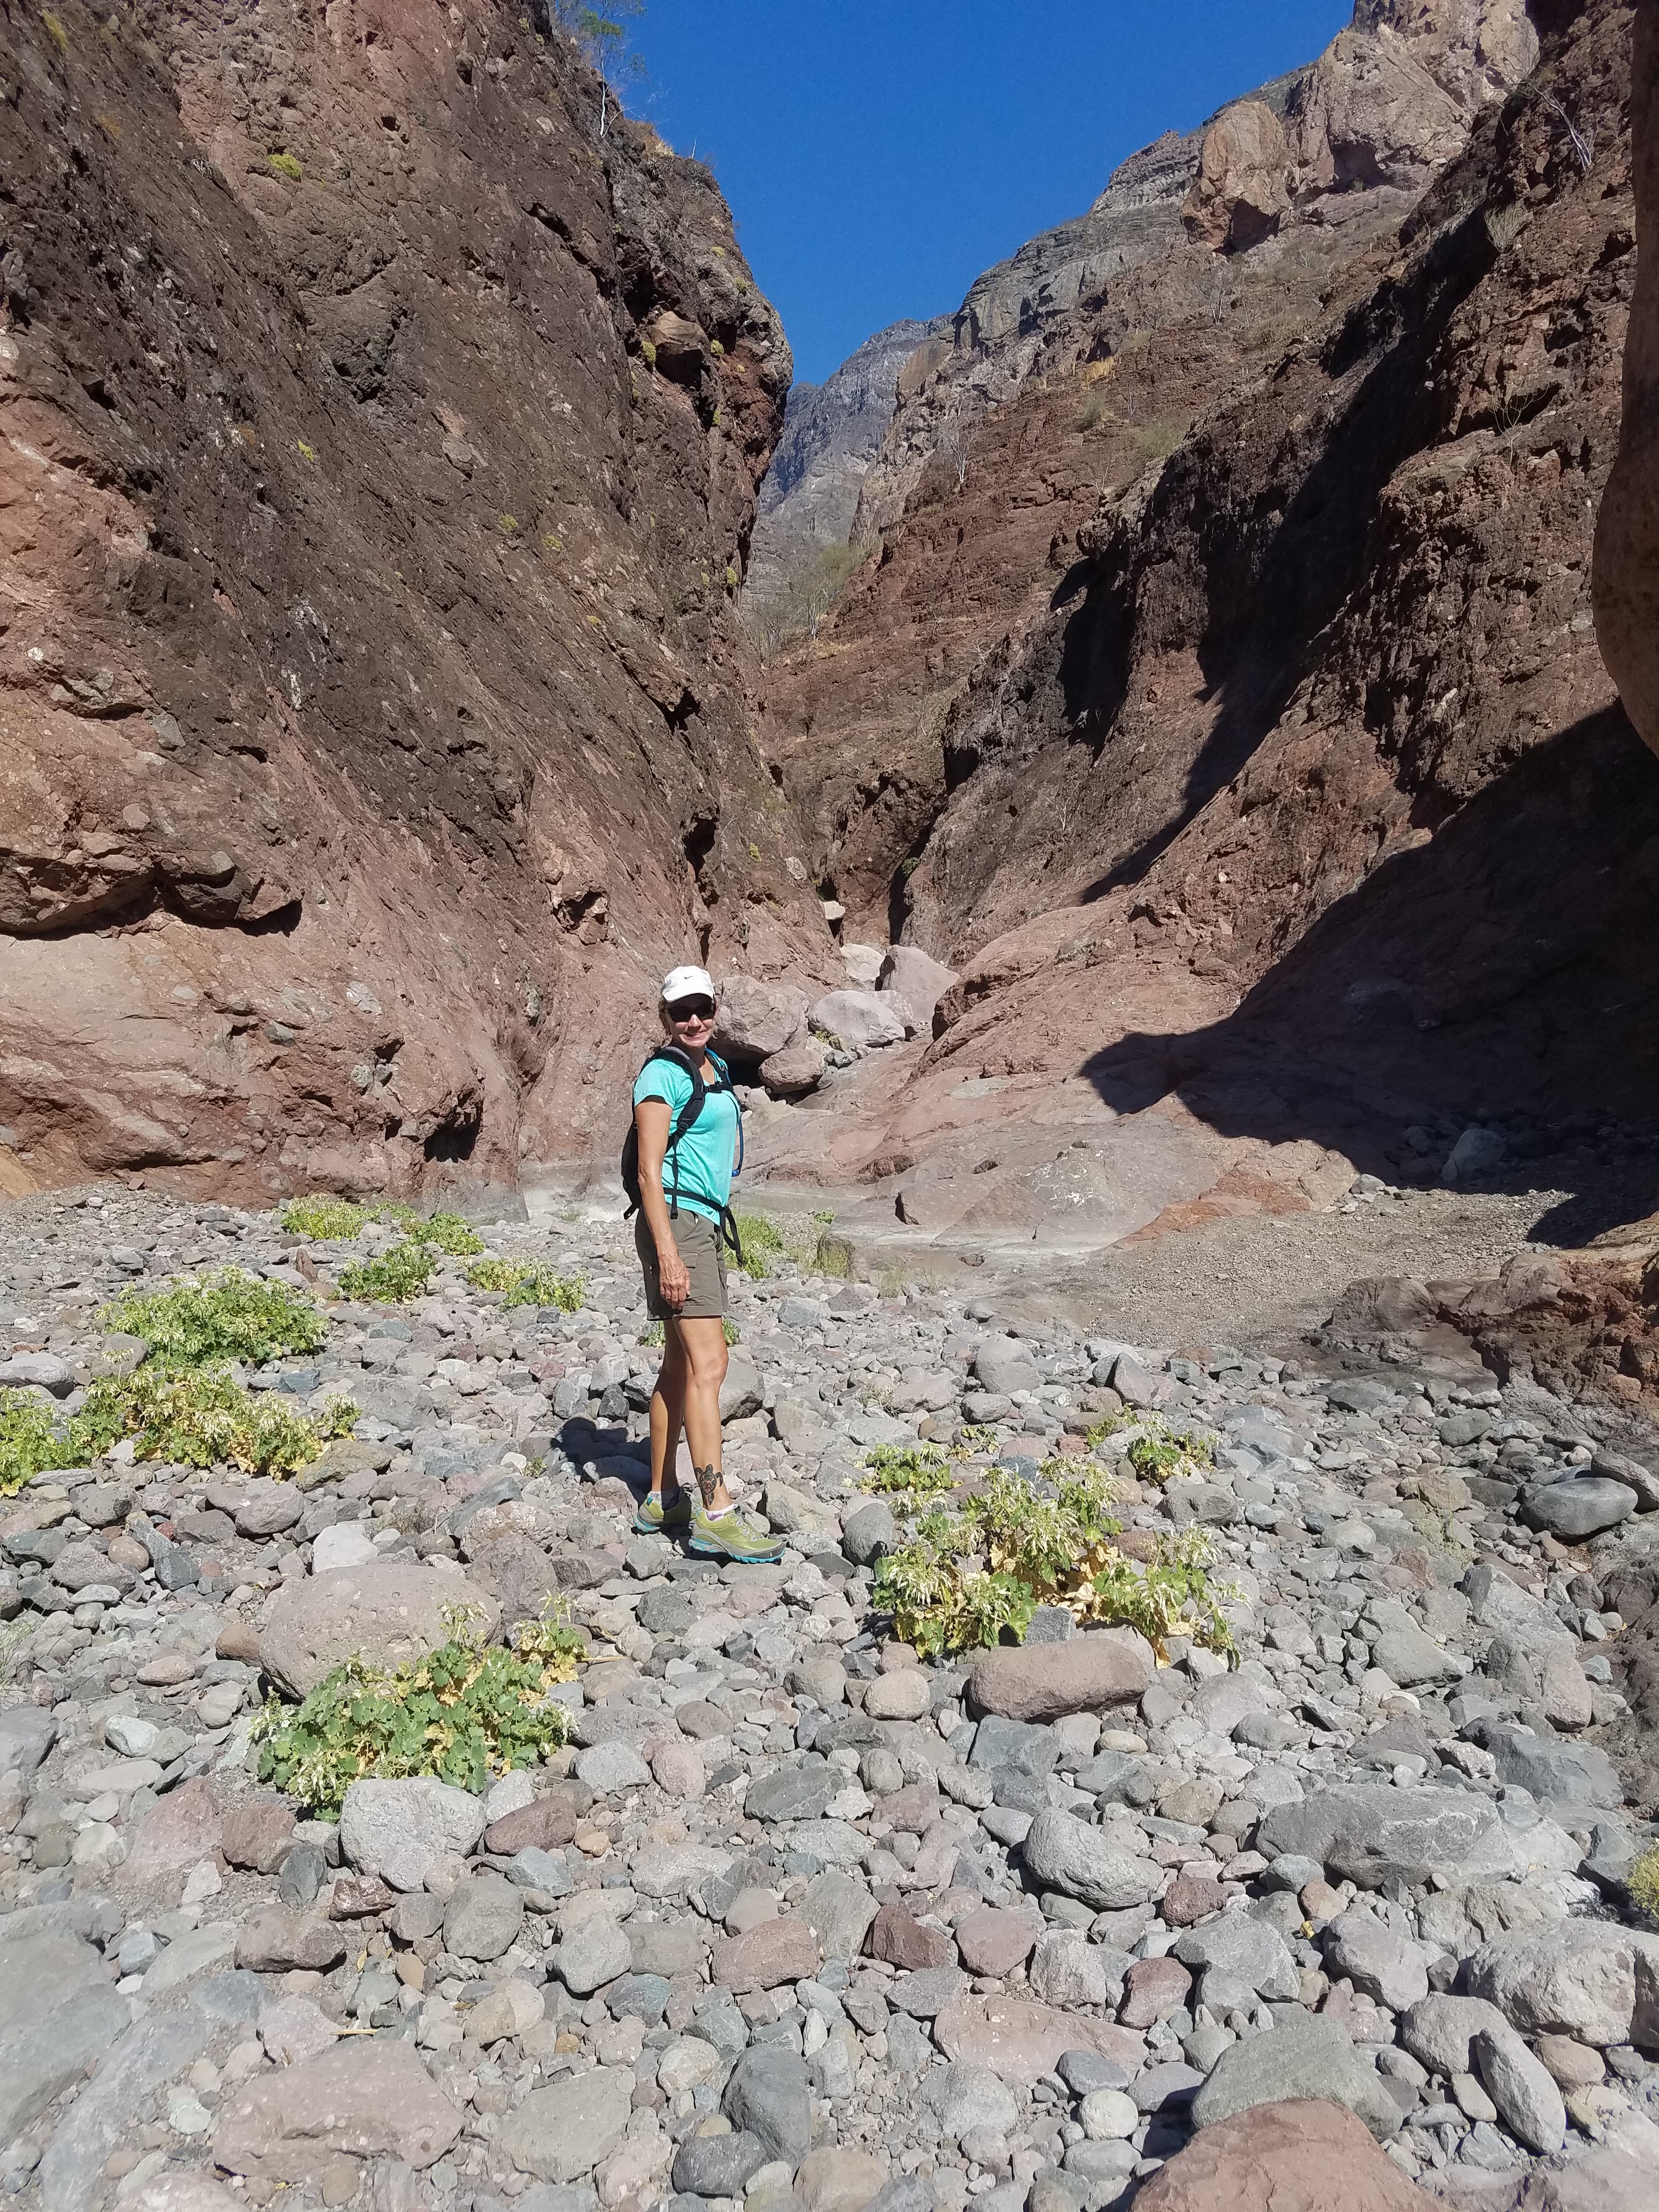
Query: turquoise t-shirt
631,1051,740,1226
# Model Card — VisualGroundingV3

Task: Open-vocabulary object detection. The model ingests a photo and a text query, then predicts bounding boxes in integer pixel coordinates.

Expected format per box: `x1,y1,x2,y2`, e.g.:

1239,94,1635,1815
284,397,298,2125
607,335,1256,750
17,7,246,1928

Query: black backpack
622,1045,745,1261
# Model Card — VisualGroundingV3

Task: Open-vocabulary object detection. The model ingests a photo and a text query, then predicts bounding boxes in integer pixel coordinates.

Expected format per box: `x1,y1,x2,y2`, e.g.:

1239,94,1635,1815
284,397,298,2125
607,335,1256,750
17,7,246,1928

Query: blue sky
628,2,1354,386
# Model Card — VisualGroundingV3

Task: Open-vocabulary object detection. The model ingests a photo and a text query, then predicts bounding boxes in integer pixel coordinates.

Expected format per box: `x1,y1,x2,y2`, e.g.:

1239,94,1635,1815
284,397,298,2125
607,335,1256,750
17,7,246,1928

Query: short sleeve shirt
631,1052,740,1226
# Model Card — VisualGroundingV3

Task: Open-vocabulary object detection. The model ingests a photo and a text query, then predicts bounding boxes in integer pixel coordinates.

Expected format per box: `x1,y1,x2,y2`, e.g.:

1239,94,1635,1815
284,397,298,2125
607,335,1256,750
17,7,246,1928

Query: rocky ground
2,1187,1659,2212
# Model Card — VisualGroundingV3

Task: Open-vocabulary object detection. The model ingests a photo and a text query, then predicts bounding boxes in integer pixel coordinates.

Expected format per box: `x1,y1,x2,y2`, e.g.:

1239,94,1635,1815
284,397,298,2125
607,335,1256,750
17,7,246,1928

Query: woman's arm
635,1097,690,1309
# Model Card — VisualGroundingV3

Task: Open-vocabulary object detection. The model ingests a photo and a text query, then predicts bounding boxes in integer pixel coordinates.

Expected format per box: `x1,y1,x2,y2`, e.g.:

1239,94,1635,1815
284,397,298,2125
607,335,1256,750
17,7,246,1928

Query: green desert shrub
252,1607,585,1816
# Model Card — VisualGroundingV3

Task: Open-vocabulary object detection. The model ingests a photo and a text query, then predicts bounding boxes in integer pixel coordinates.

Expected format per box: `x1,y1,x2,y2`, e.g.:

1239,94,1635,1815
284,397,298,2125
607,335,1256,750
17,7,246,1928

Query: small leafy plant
252,1606,585,1816
953,1424,1001,1457
1630,1845,1659,1921
280,1195,367,1240
1087,1408,1215,1486
283,1195,484,1256
0,1392,76,1495
734,1212,787,1281
337,1244,437,1304
79,1367,359,1476
860,1443,956,1505
100,1270,326,1369
873,1458,1234,1660
464,1257,584,1310
267,151,302,183
384,1206,485,1257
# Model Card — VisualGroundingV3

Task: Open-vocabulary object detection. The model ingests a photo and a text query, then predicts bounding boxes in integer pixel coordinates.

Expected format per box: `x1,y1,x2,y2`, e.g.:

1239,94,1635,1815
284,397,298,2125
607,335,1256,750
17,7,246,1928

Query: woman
632,965,783,1564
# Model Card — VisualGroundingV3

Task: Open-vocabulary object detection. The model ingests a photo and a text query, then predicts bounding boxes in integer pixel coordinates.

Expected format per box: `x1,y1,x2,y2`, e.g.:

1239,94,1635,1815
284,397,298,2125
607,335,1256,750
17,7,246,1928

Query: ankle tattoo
695,1462,721,1508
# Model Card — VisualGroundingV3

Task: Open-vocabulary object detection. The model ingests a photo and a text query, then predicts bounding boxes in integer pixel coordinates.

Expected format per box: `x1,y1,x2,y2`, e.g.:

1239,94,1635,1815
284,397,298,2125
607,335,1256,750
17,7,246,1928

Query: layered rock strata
0,0,828,1203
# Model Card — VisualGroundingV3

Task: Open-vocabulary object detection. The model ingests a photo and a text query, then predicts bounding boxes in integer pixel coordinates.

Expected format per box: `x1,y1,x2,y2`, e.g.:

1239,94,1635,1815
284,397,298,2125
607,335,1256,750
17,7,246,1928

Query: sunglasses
668,998,716,1022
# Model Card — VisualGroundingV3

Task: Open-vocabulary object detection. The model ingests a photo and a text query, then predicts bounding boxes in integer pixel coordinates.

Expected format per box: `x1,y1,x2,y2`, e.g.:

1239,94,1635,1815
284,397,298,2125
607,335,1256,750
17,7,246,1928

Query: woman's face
666,994,715,1048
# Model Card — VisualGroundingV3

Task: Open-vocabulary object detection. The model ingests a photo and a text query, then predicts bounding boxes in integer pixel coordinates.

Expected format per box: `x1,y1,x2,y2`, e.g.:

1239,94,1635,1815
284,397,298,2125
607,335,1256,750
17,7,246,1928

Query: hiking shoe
689,1503,784,1564
634,1488,693,1536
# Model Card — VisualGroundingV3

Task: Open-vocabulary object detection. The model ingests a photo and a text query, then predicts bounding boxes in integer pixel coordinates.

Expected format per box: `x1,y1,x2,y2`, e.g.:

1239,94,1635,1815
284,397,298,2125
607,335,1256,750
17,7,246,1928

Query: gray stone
499,2068,635,2184
887,1966,966,2018
672,2130,770,2196
1370,1622,1457,1688
1020,1811,1161,1911
574,1740,653,1793
1465,1922,1659,2047
1321,1909,1430,2011
36,2012,211,2212
555,1917,633,1996
1521,1477,1638,1541
233,1485,306,1538
1400,1995,1512,2079
261,1562,501,1696
969,1716,1060,1778
338,1776,486,1893
0,1932,132,2141
1056,2051,1131,2095
927,2064,1018,2140
0,1705,55,1780
803,1871,879,1962
747,1759,837,1824
842,1501,899,1567
1472,1723,1623,1812
1472,2027,1566,2154
885,2013,933,2073
508,1846,574,1894
1188,2012,1401,2140
1027,1929,1119,2010
724,2045,812,2166
443,1876,524,1962
1173,1915,1300,2001
974,1339,1042,1396
1254,1784,1516,1889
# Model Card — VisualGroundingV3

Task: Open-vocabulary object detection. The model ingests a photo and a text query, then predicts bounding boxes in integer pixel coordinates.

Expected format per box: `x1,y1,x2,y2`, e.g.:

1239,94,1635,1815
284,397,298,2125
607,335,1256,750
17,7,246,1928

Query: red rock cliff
0,0,827,1202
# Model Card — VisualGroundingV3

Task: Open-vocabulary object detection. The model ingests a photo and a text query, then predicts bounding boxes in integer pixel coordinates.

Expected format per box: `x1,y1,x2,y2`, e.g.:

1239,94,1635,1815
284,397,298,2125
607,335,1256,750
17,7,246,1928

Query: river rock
338,1776,486,1892
1136,2098,1439,2211
212,2038,464,2181
259,1562,500,1696
499,2068,635,2183
1020,1810,1162,1910
1189,2011,1402,2140
967,1631,1152,1721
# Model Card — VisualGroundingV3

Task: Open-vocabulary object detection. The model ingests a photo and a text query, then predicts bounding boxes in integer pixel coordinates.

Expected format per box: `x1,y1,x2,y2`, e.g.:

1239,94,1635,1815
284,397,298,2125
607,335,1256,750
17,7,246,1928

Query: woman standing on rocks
631,966,783,1564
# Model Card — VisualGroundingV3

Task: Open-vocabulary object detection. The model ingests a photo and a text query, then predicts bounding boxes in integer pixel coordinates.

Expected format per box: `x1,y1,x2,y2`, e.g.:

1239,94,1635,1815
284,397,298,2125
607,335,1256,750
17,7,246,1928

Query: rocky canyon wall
0,0,829,1205
760,0,1544,943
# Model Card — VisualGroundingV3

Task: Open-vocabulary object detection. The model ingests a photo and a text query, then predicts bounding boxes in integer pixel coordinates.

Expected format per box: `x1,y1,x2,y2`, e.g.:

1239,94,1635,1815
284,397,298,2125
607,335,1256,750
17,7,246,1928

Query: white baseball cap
661,964,715,1006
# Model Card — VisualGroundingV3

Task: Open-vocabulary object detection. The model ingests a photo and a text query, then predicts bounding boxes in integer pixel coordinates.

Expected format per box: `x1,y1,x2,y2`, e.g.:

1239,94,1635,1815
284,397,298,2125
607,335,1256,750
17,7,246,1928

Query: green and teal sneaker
634,1488,693,1536
689,1502,785,1564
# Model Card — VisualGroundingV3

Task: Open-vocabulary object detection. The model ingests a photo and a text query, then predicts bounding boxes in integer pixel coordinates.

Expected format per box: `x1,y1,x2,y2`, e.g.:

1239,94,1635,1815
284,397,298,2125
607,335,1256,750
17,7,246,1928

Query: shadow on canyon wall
1081,702,1659,1244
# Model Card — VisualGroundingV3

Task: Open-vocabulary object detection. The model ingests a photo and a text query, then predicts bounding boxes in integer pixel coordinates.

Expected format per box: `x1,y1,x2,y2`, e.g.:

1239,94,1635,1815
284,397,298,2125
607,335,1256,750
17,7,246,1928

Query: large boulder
1189,2013,1402,2140
878,944,959,1035
1136,2098,1440,2212
809,989,907,1053
1465,1923,1659,2050
338,1777,487,1893
967,1630,1152,1722
212,2038,463,2182
1255,1783,1521,1889
259,1562,500,1697
714,975,810,1062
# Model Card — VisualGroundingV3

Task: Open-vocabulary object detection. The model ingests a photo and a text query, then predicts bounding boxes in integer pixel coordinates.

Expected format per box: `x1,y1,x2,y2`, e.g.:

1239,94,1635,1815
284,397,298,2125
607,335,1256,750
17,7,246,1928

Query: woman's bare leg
648,1329,687,1500
673,1314,731,1511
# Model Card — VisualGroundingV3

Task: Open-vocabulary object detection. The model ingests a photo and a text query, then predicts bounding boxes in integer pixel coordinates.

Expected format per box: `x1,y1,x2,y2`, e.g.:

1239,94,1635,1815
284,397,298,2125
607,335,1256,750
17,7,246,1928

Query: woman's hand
657,1239,691,1310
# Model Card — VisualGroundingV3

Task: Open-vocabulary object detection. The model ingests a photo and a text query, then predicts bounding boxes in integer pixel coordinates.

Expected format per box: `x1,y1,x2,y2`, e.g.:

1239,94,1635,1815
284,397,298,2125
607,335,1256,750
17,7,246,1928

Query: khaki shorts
636,1207,728,1321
